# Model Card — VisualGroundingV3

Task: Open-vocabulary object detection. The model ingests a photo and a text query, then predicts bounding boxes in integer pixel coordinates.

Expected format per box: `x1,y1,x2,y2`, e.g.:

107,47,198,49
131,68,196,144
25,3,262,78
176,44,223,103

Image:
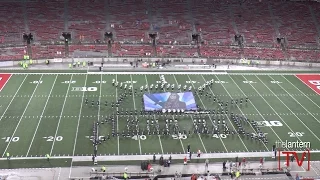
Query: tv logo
278,149,310,171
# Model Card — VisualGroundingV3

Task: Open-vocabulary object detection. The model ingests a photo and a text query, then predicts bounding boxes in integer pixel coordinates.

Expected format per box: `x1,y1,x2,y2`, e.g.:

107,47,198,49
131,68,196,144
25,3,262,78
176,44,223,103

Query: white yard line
69,73,88,178
143,75,164,154
210,75,270,150
26,75,58,156
172,75,208,153
116,74,120,155
130,74,142,155
185,75,233,152
50,74,74,156
2,74,44,157
226,74,285,146
0,75,28,122
283,75,320,110
96,73,103,142
256,75,320,142
160,75,185,153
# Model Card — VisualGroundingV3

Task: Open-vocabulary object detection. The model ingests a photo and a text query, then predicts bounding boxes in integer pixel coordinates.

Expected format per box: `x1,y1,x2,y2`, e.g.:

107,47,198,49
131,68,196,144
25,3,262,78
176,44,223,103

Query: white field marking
116,74,120,155
0,93,316,98
130,74,142,155
226,74,286,147
0,75,28,122
282,75,320,111
172,75,208,153
50,74,74,156
160,75,185,153
213,75,271,150
270,75,320,124
256,75,320,142
0,74,12,92
143,74,164,154
240,75,313,156
2,74,44,157
188,74,250,151
26,75,58,156
96,73,103,142
69,73,88,178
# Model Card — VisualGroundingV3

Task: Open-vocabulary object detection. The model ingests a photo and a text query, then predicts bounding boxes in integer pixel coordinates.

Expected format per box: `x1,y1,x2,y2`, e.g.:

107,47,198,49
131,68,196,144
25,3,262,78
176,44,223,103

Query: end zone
0,74,12,92
296,74,320,95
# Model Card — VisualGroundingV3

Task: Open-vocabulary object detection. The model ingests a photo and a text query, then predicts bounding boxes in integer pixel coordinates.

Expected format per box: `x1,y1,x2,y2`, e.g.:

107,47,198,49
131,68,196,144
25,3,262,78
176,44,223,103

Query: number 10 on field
2,137,19,142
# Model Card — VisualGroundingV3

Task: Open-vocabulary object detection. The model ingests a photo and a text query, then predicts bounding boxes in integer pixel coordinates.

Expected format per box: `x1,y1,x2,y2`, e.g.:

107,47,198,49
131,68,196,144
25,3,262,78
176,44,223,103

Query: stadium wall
1,57,320,68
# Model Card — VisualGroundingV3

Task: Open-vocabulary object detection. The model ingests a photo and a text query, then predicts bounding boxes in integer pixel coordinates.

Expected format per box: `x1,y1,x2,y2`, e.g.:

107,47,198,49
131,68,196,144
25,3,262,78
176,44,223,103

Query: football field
0,71,320,159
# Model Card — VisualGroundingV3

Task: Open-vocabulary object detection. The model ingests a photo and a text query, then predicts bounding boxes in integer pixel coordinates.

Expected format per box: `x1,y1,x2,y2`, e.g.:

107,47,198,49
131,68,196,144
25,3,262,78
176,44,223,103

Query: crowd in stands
0,0,319,62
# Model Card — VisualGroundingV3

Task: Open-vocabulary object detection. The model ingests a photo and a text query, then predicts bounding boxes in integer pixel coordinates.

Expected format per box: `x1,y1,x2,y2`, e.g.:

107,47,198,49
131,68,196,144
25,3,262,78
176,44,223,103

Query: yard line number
213,134,228,138
288,132,304,137
243,81,256,84
172,134,187,140
132,135,147,140
124,81,137,84
270,81,282,84
93,81,106,84
72,87,97,92
30,81,43,84
256,121,283,127
43,136,63,141
2,137,19,142
62,81,76,84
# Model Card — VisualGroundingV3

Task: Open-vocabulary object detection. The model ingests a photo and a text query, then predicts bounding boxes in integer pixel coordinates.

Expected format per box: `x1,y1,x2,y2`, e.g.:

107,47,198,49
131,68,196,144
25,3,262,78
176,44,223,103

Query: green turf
0,72,319,163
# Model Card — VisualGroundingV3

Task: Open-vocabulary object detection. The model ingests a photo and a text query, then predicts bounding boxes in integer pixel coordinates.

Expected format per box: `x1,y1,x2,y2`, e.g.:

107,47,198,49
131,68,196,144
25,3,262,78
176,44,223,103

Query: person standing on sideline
187,144,190,153
260,157,263,165
242,157,246,167
197,149,201,157
189,151,192,160
45,154,50,161
205,159,209,170
6,152,10,160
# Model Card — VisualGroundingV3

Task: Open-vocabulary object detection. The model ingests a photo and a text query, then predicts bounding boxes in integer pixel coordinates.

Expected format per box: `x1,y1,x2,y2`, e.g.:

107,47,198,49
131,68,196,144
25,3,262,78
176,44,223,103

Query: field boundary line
50,74,74,156
255,75,320,142
172,75,208,153
0,75,28,121
2,74,44,157
130,74,142,155
26,74,59,156
143,75,164,154
208,74,269,151
282,75,320,110
1,151,320,161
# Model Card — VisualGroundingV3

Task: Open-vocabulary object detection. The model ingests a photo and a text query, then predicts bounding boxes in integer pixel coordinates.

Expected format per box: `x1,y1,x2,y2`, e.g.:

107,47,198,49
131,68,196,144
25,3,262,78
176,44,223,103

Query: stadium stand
0,0,319,62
